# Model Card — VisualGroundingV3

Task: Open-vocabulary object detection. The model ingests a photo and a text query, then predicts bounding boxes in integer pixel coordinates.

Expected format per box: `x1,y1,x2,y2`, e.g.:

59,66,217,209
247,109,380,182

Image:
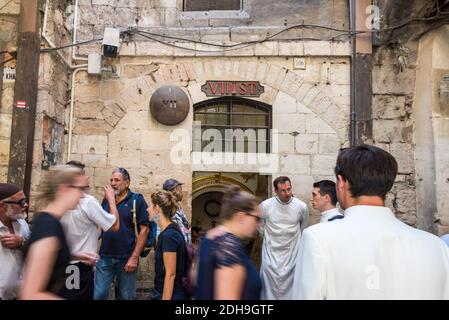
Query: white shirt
292,205,449,300
0,218,30,300
259,196,309,300
320,208,343,223
61,194,115,262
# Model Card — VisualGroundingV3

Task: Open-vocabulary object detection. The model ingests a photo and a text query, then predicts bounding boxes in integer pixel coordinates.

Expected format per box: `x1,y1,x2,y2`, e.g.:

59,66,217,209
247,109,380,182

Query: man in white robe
259,176,309,300
292,145,449,300
310,180,343,223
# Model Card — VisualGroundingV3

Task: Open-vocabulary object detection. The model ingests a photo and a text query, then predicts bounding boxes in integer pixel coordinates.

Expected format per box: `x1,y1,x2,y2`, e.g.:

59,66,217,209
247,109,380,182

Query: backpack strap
130,192,139,236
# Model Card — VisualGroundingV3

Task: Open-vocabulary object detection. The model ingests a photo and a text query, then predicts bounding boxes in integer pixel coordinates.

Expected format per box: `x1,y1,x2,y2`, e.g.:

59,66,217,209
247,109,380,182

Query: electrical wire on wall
35,8,449,56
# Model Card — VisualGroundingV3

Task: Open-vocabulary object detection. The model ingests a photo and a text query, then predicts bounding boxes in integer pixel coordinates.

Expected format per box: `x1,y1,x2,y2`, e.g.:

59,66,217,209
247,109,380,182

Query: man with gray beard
0,184,30,300
94,167,150,300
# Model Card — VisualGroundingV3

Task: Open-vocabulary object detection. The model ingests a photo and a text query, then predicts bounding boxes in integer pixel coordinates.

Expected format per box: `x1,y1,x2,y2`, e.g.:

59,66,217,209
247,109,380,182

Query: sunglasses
69,185,90,192
245,212,262,222
2,198,28,208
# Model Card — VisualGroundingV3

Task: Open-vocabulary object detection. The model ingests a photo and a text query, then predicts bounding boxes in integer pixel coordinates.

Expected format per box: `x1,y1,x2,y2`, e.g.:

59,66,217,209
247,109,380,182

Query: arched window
193,97,272,153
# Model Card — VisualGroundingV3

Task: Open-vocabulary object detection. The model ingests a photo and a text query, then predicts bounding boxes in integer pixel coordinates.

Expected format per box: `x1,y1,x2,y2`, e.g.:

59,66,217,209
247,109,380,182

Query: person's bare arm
162,252,177,300
20,237,62,300
72,252,99,266
214,264,246,300
104,185,120,232
124,225,149,273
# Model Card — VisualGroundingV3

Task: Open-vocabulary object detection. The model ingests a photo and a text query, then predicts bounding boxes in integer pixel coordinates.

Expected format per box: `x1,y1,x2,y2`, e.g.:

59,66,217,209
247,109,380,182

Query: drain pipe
42,0,87,69
72,0,88,62
42,0,88,161
349,0,357,146
67,67,87,161
42,0,73,69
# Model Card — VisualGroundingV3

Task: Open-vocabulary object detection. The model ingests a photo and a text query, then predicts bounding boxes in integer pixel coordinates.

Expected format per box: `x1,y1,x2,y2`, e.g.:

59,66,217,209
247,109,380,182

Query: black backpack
168,224,197,295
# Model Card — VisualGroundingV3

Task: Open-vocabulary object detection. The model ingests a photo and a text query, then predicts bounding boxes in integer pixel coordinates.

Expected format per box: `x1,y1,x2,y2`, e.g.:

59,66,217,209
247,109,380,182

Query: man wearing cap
0,183,30,300
163,179,191,244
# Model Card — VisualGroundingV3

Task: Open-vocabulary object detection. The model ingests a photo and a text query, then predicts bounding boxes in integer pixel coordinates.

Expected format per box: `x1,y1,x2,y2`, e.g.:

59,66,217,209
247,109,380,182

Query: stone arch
74,58,348,142
82,58,347,210
113,60,348,143
94,60,347,177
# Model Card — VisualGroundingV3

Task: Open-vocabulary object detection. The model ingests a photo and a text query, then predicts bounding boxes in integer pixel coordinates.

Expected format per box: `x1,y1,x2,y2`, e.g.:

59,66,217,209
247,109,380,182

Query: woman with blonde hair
195,186,262,300
147,190,189,300
20,165,96,299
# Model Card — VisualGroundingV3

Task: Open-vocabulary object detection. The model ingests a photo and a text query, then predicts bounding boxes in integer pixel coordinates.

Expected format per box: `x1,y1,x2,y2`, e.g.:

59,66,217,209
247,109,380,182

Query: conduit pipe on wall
72,0,88,62
42,0,73,69
349,0,357,146
67,67,87,161
42,0,90,160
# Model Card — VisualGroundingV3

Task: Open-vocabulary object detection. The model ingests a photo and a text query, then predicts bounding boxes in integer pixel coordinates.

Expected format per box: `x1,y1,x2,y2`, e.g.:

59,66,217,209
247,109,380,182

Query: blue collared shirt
99,190,149,259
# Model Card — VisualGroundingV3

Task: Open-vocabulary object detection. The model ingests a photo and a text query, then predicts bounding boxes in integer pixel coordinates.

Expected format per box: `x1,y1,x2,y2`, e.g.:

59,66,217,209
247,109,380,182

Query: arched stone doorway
191,173,258,230
191,173,267,268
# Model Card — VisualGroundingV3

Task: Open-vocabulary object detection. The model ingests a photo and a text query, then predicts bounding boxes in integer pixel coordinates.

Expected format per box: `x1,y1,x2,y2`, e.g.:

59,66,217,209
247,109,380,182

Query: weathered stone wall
371,43,418,227
70,52,350,220
371,0,449,233
412,25,449,236
74,0,348,37
29,0,72,211
0,0,20,182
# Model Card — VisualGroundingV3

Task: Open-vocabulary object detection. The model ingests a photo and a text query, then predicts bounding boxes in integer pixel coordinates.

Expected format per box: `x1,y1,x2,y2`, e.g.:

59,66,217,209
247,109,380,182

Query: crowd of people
1,144,449,300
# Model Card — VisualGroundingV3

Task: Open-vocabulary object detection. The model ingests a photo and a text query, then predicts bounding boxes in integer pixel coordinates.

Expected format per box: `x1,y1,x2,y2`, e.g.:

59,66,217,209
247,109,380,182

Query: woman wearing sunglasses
20,165,96,300
195,186,262,300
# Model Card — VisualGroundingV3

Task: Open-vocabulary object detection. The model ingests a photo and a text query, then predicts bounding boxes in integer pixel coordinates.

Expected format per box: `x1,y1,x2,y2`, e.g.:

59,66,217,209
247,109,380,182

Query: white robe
292,205,449,300
259,196,309,300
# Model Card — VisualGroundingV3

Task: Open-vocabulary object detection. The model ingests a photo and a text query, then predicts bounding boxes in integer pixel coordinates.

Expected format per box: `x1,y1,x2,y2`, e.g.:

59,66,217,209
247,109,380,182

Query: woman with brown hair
148,190,189,300
20,165,97,299
195,186,262,300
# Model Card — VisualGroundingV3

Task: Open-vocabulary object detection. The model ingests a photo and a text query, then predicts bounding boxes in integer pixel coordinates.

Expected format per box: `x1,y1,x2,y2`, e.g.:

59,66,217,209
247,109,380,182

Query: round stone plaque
150,85,190,125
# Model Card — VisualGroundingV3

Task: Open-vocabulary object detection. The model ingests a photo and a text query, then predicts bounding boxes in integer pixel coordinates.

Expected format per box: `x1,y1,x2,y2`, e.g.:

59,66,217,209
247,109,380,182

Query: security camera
102,28,120,58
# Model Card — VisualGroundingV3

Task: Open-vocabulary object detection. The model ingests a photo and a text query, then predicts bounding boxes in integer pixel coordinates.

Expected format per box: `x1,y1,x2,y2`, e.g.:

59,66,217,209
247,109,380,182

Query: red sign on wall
16,100,26,109
201,81,265,97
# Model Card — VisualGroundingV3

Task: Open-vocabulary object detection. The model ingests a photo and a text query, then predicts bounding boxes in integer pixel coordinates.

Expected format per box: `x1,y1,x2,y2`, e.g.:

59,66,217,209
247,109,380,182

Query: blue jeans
94,258,137,300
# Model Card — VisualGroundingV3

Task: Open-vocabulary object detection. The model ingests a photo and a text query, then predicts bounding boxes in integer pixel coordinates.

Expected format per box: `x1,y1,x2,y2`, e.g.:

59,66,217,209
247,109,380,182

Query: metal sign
3,67,16,83
2,54,16,83
201,81,265,97
440,74,449,100
150,85,190,126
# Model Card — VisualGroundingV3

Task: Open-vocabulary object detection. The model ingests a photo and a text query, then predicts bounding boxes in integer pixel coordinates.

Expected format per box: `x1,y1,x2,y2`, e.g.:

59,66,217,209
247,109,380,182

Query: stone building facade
371,0,449,235
51,0,351,222
1,0,448,297
0,0,21,182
